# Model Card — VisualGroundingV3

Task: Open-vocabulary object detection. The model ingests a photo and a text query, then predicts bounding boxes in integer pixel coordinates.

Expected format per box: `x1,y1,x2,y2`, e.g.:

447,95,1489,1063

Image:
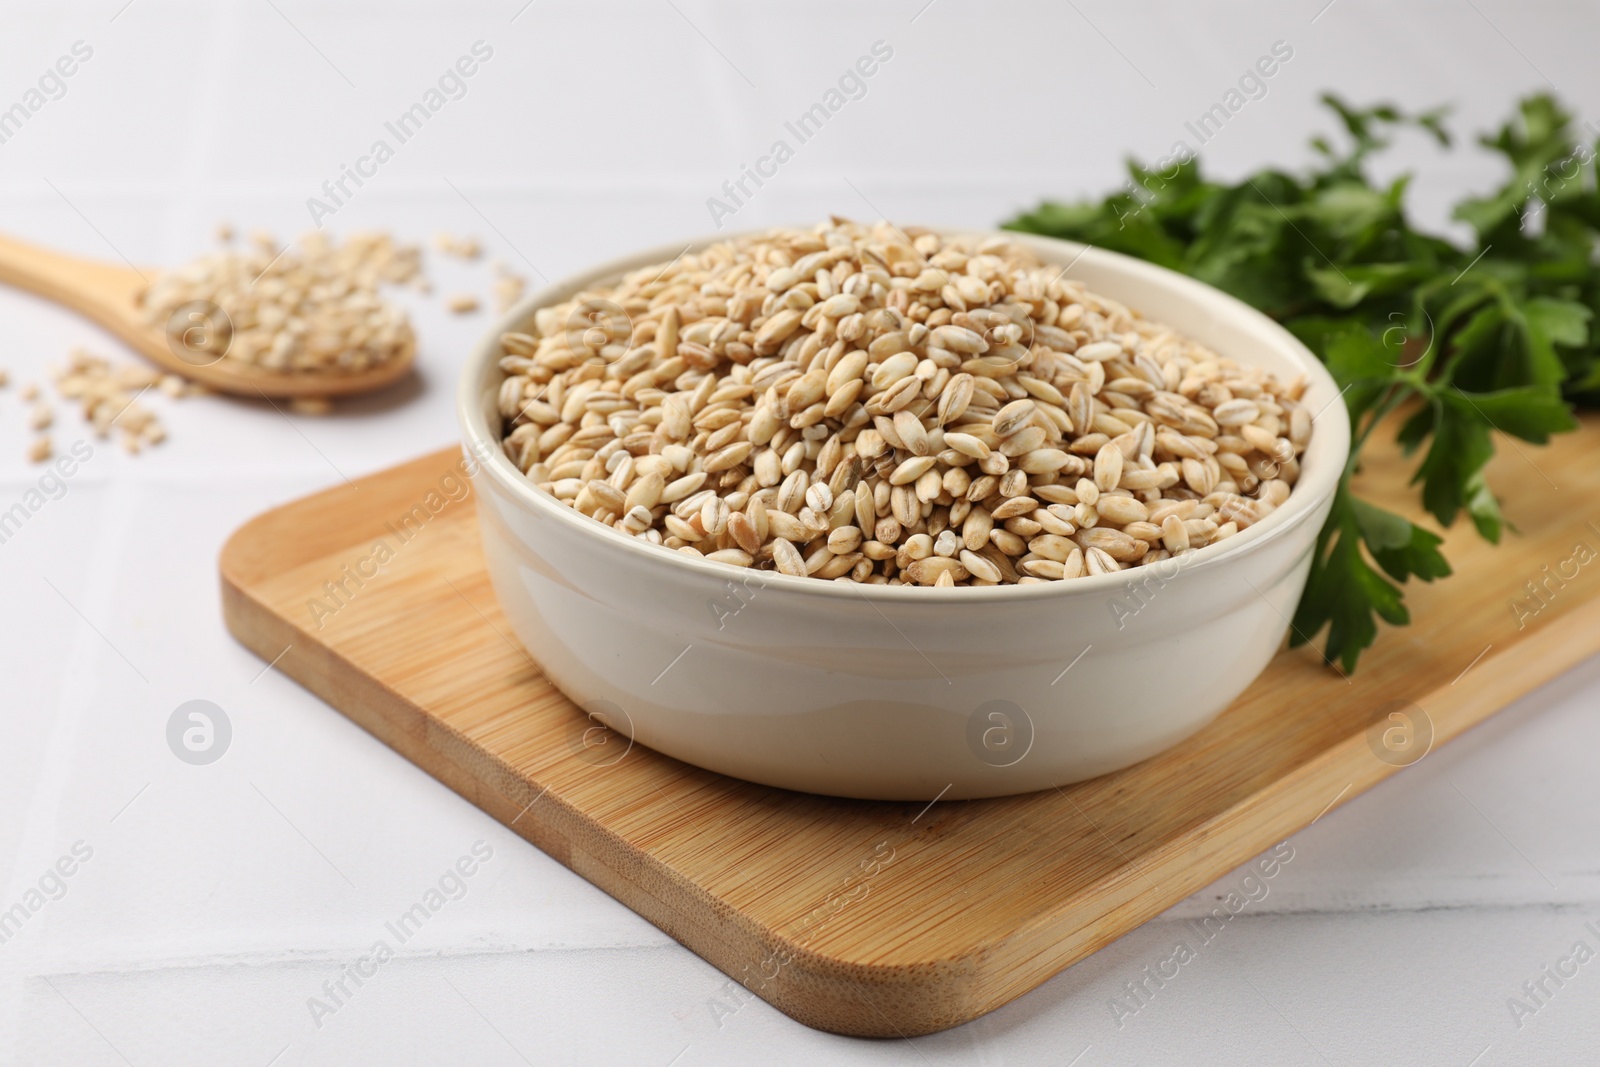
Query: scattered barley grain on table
42,349,180,459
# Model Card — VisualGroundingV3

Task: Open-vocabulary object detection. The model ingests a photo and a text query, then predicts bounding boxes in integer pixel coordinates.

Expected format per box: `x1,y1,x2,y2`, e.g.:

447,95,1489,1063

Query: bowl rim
457,226,1350,604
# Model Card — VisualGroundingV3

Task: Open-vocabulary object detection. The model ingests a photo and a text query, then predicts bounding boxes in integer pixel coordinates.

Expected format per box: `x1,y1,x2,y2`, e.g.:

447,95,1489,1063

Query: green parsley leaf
1005,92,1596,672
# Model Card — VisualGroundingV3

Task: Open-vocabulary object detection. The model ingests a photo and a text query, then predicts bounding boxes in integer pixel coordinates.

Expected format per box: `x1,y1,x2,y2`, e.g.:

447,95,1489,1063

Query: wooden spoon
0,232,415,398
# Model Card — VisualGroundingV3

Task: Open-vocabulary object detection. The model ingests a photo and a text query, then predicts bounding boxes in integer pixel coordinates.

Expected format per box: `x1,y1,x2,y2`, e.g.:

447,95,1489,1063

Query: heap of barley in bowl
138,231,419,375
494,221,1312,587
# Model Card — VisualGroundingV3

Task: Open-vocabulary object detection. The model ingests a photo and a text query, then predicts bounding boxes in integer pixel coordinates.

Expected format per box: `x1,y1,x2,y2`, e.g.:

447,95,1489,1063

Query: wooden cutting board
219,417,1600,1038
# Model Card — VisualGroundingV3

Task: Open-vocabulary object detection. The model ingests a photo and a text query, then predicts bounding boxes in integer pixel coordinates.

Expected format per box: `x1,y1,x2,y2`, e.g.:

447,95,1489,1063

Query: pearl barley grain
495,220,1312,586
138,231,419,377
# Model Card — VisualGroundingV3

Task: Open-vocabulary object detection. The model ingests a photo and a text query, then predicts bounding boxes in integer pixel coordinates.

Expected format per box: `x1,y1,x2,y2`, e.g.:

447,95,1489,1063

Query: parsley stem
1347,381,1417,474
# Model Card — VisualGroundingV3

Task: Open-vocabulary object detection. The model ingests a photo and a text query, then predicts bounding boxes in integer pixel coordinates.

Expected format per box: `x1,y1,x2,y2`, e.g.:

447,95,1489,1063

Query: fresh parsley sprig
1004,94,1596,671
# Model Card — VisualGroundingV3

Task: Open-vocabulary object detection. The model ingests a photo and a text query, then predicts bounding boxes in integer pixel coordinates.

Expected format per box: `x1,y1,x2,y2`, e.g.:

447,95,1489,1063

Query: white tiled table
2,2,1597,1063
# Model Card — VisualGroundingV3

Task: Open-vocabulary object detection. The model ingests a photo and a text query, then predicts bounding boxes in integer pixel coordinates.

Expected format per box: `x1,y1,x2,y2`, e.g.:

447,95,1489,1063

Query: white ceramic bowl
459,229,1349,800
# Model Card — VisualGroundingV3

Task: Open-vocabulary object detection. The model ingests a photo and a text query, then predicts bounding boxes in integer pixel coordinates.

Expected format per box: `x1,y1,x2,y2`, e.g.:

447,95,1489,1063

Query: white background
2,1,1599,1064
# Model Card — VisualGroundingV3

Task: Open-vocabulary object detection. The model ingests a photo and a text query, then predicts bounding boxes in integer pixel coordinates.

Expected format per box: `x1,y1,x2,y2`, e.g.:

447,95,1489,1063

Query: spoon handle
0,231,148,327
